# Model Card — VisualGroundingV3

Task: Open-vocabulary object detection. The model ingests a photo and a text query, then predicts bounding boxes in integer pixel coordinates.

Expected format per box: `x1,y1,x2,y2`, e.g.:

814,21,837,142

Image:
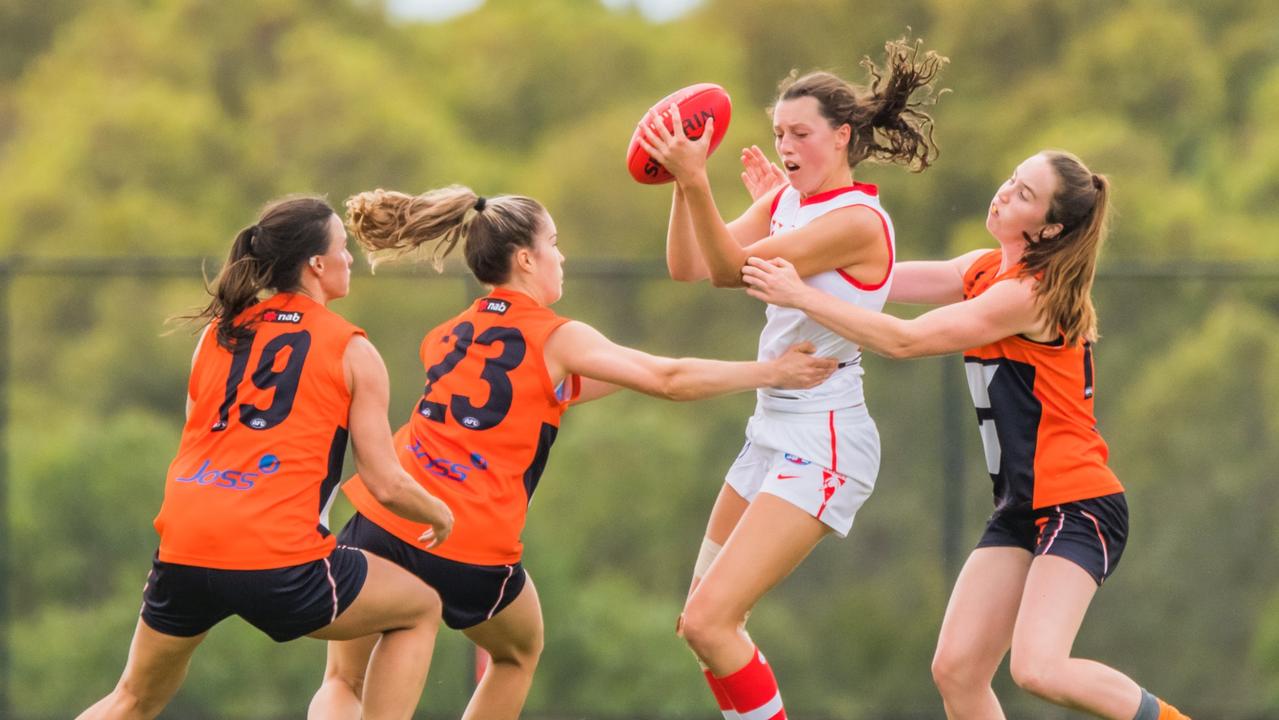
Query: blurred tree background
1,0,1277,717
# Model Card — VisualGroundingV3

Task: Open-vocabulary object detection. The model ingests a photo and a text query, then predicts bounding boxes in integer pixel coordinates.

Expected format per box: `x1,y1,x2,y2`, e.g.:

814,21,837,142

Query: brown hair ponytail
1020,151,1110,346
181,196,336,350
777,35,948,172
346,186,546,285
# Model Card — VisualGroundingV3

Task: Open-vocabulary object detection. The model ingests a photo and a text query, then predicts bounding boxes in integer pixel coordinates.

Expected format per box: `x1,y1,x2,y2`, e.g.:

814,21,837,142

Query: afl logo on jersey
262,310,303,323
247,417,268,430
461,416,481,429
480,299,510,315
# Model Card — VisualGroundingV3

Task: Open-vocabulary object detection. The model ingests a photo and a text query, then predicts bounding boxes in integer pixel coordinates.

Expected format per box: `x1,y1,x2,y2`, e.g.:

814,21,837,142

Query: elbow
878,335,927,360
362,472,403,507
668,267,699,283
654,368,694,402
707,272,742,289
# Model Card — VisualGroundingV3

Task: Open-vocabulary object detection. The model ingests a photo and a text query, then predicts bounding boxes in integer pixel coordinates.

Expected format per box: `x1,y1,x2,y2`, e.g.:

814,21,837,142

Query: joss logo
262,310,303,323
408,438,485,483
175,455,281,491
480,299,509,315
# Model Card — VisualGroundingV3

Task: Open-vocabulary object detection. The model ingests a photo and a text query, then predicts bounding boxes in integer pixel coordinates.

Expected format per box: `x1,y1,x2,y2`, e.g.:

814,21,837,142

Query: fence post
0,260,11,717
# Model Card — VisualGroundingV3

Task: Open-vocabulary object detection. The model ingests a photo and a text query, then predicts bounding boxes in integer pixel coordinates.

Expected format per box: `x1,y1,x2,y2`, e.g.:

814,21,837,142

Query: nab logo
480,299,510,315
262,310,303,324
783,453,812,466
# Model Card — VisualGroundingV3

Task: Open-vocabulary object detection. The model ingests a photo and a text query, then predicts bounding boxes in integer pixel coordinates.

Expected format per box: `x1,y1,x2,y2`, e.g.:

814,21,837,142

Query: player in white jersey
636,36,947,720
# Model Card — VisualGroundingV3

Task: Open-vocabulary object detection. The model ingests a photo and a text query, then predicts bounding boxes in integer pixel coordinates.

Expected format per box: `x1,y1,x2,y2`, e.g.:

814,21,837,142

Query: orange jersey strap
961,250,1122,509
346,288,578,565
155,293,364,570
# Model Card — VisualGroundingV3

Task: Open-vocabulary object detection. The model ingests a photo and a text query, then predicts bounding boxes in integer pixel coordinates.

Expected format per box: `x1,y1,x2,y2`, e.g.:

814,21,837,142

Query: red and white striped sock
716,647,786,720
702,669,741,720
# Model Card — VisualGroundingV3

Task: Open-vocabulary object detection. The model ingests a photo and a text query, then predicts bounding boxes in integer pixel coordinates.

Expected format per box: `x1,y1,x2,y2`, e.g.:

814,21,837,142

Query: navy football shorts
140,545,368,642
977,492,1129,585
338,512,526,630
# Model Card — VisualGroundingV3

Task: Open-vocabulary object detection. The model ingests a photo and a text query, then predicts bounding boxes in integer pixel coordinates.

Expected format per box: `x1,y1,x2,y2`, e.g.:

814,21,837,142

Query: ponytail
1020,152,1110,346
346,186,546,285
777,34,948,172
175,196,335,350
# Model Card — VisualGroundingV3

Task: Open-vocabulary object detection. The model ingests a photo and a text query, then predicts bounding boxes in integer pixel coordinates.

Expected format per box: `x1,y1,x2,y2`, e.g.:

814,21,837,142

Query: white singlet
756,182,895,413
725,182,894,536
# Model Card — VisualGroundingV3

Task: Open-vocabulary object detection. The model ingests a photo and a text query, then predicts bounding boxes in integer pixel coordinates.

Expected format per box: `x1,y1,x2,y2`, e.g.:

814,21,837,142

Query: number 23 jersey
155,293,365,570
344,288,580,566
962,250,1123,511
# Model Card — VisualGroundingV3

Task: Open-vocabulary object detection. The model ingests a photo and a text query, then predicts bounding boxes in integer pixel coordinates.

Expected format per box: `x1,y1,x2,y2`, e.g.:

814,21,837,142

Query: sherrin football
626,83,732,185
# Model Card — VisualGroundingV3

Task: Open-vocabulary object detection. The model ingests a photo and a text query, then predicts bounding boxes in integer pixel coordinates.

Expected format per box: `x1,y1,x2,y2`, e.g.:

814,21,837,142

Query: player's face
315,213,354,301
532,211,564,305
987,153,1060,246
772,96,850,196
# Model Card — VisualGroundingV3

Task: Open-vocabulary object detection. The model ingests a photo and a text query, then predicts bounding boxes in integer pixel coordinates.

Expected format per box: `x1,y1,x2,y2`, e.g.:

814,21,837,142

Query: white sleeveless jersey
756,183,895,412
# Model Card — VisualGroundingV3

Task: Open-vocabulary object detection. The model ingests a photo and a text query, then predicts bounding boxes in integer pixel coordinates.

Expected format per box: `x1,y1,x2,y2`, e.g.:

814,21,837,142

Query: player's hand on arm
545,321,835,403
741,255,821,310
740,145,787,201
344,335,454,548
744,256,1042,359
770,341,838,388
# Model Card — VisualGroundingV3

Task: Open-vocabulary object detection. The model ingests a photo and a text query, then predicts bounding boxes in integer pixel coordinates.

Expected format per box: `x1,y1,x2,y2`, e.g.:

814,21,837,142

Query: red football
627,83,732,184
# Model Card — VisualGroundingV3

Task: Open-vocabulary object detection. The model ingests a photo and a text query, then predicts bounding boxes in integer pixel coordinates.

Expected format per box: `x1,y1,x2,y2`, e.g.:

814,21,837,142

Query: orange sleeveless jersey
154,293,364,570
962,250,1123,510
344,288,580,565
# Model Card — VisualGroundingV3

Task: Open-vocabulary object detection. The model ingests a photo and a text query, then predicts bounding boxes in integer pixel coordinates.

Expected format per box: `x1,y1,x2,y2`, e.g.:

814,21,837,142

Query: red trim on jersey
799,182,878,207
834,205,894,290
828,410,838,472
768,186,786,220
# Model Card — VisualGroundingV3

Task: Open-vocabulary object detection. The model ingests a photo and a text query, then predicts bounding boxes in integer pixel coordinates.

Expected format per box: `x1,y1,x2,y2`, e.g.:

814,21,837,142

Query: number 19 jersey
155,293,365,570
343,288,579,566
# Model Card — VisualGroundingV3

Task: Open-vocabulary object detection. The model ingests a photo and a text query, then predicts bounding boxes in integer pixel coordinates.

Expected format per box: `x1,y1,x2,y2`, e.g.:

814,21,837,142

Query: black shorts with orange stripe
337,512,526,629
976,492,1128,585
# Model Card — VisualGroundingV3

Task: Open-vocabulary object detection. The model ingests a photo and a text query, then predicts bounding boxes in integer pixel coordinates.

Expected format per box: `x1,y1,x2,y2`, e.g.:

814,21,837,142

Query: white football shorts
725,404,880,537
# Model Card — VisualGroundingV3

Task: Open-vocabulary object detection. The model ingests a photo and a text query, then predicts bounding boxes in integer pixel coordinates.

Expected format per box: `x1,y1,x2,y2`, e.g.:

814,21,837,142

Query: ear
1041,223,1064,240
308,256,323,274
834,123,852,149
514,246,536,274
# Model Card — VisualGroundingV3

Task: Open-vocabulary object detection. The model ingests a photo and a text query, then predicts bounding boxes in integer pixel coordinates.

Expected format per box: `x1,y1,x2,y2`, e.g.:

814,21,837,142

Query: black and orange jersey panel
154,293,364,570
962,250,1123,510
344,288,580,565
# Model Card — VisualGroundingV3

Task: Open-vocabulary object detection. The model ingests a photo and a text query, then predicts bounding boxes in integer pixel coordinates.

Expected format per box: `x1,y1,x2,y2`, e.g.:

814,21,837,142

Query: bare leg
930,547,1032,719
684,484,750,602
1008,555,1143,718
307,634,379,720
76,619,206,720
680,492,830,676
459,577,544,720
308,551,442,720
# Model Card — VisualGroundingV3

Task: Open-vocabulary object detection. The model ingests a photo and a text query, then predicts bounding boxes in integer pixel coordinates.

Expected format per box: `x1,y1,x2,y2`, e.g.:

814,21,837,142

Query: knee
1008,653,1063,701
931,645,993,697
677,602,735,659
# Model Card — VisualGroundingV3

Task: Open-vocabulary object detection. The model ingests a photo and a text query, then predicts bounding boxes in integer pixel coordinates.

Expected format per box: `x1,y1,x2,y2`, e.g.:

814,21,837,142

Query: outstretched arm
741,257,1043,359
344,335,453,548
888,249,991,305
544,321,836,403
